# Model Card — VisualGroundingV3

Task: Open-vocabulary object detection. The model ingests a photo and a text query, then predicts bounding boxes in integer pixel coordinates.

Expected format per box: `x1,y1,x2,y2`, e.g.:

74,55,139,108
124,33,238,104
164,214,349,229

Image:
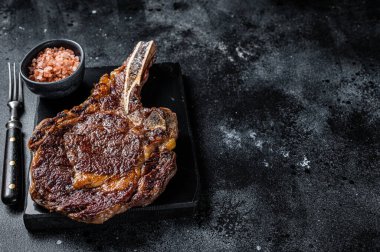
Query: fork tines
8,62,23,103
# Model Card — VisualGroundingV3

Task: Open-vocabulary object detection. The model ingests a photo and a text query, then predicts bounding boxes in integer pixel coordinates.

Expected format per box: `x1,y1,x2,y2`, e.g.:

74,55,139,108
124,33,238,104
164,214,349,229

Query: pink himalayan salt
28,47,80,82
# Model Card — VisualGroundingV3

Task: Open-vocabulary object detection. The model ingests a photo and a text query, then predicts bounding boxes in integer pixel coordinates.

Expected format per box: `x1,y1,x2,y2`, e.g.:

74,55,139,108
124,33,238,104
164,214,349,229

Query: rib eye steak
28,41,178,224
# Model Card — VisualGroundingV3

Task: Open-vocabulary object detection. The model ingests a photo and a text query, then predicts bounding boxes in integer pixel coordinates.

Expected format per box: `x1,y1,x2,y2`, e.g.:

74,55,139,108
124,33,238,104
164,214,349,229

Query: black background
0,0,379,251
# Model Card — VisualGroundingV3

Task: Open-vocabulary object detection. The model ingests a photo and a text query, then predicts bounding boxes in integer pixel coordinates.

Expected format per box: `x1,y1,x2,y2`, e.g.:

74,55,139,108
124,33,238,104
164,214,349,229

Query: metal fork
2,63,24,205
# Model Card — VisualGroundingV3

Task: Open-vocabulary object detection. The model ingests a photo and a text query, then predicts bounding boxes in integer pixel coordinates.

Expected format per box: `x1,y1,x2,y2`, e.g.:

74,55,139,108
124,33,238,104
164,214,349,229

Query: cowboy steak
28,41,178,224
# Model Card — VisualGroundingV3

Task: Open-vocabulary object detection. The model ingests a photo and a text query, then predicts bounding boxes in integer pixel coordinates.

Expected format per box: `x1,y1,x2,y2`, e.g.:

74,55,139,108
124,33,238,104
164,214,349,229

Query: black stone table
0,0,379,251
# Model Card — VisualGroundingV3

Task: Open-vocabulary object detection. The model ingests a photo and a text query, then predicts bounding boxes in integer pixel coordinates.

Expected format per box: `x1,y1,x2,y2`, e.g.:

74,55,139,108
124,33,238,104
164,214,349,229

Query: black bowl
20,39,85,99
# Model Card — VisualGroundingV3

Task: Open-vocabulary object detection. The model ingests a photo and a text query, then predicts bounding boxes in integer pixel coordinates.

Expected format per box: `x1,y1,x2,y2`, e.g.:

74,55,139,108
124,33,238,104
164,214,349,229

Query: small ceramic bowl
20,39,85,99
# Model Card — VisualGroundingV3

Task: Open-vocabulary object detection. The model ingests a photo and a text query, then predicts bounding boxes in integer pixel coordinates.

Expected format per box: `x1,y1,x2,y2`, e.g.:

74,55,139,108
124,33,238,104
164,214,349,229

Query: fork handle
2,121,23,205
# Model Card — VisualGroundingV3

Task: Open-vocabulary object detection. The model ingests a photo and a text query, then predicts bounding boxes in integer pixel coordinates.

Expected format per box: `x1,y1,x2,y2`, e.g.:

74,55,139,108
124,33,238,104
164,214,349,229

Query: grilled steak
28,41,178,224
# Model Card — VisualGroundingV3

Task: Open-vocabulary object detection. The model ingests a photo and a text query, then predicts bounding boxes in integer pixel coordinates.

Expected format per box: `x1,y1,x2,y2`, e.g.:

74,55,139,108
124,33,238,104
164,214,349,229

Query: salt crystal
28,47,80,82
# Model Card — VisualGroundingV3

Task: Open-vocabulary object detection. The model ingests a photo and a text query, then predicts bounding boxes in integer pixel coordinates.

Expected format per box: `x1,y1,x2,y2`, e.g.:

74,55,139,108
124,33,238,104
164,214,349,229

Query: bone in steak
28,41,178,224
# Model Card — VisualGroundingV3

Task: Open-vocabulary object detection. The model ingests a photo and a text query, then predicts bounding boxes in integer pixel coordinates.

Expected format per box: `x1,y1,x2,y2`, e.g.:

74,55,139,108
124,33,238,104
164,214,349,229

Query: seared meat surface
28,41,178,224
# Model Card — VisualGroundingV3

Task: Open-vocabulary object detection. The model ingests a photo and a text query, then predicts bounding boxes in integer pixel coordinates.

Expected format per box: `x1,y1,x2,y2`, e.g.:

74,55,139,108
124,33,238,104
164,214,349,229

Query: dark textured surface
0,0,379,251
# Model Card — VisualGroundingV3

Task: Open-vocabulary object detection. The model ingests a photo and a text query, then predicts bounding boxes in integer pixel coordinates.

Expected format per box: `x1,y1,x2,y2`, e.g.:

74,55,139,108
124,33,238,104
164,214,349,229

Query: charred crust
29,41,178,224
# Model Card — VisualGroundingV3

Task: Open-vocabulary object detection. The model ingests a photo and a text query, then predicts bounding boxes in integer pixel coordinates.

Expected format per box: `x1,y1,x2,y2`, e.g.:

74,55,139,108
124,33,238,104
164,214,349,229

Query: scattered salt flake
56,240,62,245
43,28,47,33
217,42,227,54
255,139,264,150
18,26,25,30
91,10,97,14
236,47,245,59
235,46,254,60
299,156,310,169
249,131,257,139
263,161,269,167
95,57,99,60
256,245,261,251
228,56,235,62
220,126,242,148
281,150,289,158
